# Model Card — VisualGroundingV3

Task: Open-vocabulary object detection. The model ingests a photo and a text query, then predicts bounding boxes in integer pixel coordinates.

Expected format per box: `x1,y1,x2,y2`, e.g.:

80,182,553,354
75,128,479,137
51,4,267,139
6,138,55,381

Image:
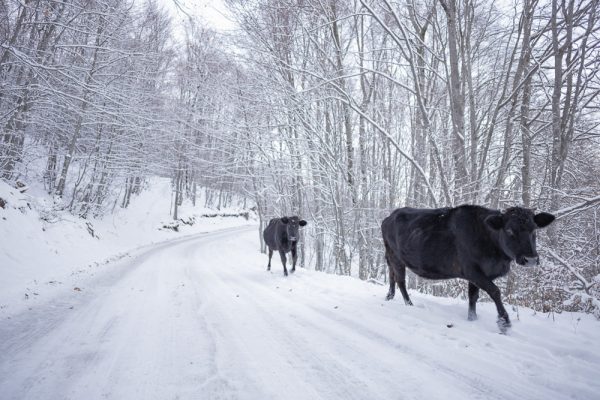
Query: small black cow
263,216,308,276
381,205,555,332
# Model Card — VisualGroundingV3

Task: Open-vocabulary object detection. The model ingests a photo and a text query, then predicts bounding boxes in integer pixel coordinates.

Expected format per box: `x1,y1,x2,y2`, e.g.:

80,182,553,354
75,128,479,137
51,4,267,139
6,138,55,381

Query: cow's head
485,207,555,267
281,216,308,242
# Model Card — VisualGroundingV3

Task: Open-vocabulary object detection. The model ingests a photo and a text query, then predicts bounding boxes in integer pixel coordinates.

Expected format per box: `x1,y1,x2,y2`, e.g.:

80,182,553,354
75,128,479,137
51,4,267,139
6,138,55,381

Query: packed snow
0,178,254,317
1,224,599,400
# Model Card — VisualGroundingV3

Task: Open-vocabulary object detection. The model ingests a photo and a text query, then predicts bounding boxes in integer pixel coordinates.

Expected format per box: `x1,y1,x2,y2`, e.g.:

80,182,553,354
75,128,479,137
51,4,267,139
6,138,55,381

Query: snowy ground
0,178,254,316
1,226,599,400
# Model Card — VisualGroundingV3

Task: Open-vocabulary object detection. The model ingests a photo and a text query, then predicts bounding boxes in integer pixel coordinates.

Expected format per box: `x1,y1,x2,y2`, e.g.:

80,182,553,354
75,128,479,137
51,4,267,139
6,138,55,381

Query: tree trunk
55,17,105,197
439,0,468,203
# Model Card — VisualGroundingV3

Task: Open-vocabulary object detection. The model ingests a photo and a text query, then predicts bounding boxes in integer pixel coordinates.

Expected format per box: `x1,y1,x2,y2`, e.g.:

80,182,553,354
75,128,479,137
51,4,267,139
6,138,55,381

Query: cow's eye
506,229,515,237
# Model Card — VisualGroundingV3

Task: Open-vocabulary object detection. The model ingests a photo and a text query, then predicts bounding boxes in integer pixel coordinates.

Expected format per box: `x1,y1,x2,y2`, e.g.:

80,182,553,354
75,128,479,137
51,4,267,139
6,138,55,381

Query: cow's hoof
385,293,394,301
497,316,511,334
468,311,478,321
405,300,414,306
291,268,296,273
284,271,288,277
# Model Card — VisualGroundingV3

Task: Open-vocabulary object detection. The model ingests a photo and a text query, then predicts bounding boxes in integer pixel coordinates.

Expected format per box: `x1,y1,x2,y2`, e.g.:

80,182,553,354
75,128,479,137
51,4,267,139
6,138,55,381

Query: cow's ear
485,215,504,230
299,220,307,227
281,217,289,224
534,212,555,228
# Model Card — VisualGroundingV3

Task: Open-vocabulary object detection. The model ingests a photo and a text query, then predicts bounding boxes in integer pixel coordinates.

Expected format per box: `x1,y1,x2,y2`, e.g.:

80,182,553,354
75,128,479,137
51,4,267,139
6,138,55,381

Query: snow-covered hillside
1,226,598,400
0,178,255,317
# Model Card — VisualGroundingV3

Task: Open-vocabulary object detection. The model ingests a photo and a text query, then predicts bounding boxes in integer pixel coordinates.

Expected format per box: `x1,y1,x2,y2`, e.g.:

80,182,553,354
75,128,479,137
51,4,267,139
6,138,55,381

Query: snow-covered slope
0,178,254,316
1,227,598,400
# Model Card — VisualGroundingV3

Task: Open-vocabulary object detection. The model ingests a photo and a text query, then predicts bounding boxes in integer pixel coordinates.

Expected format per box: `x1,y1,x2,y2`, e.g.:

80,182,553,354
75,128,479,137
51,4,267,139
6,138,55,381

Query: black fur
382,205,555,332
263,216,308,276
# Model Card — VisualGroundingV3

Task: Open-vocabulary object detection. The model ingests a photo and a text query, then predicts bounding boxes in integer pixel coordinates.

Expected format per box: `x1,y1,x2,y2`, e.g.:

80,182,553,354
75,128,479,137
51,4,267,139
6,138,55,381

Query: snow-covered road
1,226,599,400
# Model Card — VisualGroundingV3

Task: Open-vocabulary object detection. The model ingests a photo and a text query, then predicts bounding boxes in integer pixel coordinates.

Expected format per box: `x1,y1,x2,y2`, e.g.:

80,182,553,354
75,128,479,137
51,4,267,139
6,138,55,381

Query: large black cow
263,216,308,276
381,205,555,332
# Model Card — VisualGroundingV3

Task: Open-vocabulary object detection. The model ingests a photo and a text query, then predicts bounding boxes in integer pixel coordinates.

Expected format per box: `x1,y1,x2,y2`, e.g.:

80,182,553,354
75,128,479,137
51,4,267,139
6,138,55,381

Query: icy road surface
1,226,599,400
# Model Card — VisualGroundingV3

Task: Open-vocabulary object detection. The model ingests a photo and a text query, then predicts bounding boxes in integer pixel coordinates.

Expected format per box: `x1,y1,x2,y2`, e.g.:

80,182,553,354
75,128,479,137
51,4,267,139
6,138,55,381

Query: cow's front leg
291,244,297,273
472,276,510,333
279,250,288,276
467,282,479,321
267,248,273,271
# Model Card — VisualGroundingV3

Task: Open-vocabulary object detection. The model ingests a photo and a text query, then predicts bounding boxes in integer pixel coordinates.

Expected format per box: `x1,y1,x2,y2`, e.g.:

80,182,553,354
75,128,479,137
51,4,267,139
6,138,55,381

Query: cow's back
263,218,280,249
382,207,451,243
382,207,459,279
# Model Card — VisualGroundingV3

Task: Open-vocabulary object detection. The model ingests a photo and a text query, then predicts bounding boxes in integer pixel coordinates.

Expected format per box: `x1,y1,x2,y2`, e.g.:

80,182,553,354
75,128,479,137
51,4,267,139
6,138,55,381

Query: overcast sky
159,0,237,35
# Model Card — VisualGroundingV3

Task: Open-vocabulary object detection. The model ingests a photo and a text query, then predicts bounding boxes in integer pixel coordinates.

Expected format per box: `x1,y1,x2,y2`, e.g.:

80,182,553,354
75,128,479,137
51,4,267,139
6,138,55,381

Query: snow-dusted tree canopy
1,0,599,315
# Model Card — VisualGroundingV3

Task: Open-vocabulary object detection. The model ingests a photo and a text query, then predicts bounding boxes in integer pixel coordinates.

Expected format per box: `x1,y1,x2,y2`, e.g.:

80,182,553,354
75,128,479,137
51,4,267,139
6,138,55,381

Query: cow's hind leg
279,250,288,277
385,264,396,301
384,244,412,305
267,248,273,271
395,264,413,306
467,282,479,321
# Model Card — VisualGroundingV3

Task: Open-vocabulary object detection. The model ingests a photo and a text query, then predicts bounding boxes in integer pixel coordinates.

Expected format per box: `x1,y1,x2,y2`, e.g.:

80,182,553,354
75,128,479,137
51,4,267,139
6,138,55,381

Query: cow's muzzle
517,255,539,267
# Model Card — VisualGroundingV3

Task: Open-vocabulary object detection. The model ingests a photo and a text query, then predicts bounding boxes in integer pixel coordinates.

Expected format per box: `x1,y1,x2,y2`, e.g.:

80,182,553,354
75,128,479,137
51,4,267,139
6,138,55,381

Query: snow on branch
553,195,600,220
545,248,596,295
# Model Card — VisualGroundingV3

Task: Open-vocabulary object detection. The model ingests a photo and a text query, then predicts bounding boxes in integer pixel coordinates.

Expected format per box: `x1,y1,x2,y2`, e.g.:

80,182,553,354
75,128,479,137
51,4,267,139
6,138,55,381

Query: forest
1,0,600,316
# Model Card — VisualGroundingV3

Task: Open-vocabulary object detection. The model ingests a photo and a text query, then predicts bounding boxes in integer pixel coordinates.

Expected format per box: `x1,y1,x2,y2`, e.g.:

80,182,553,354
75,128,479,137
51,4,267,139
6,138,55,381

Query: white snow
0,178,255,317
1,226,599,400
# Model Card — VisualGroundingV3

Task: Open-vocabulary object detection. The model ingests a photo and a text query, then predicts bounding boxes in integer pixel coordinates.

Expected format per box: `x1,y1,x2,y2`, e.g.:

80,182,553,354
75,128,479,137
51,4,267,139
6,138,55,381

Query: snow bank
0,178,255,316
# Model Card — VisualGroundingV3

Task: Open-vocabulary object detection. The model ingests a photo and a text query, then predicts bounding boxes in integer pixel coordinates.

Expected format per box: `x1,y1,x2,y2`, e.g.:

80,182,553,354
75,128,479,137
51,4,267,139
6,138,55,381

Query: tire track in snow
198,230,597,400
0,226,255,400
2,226,598,400
187,257,371,400
193,241,495,400
210,262,505,400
